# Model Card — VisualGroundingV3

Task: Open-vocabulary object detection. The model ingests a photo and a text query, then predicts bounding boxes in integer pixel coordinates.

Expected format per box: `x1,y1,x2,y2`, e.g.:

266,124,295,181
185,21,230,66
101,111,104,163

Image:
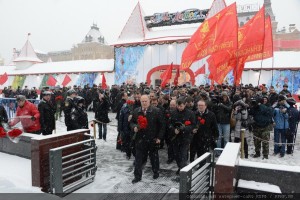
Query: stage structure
113,0,300,94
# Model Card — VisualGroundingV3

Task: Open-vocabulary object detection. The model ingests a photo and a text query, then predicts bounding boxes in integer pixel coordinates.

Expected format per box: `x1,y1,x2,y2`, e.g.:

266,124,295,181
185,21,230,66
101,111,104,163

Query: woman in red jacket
9,95,41,134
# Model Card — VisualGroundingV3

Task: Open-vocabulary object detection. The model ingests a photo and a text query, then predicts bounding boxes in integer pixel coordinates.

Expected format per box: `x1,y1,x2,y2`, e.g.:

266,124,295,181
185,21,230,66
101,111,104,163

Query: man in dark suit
130,95,165,183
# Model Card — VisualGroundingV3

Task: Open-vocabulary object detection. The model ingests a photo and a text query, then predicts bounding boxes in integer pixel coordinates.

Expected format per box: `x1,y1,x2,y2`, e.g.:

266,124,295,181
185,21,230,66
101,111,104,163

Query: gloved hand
31,116,36,121
8,121,13,127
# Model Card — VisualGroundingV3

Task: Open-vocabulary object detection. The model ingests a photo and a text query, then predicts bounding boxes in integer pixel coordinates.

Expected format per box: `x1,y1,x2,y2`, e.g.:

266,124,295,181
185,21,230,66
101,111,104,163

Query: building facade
38,24,113,62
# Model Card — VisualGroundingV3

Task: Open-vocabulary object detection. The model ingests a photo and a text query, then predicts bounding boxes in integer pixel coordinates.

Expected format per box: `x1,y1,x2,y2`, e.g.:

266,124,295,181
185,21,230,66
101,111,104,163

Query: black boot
132,177,141,184
253,152,260,158
153,173,159,179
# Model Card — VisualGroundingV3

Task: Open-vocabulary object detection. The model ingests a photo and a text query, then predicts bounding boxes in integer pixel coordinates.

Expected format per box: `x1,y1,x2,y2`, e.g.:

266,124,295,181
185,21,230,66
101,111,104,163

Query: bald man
130,95,165,183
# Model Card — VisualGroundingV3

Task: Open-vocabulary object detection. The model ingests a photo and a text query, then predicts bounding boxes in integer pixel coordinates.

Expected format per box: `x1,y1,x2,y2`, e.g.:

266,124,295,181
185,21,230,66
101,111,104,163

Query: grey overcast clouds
0,0,299,64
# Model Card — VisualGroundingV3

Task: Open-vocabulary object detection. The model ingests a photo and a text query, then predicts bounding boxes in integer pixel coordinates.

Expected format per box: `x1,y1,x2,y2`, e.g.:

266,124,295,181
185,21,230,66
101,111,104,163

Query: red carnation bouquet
184,120,191,126
8,129,23,138
198,117,205,125
126,100,135,105
126,99,135,113
55,95,63,102
133,115,148,140
0,127,6,138
138,115,148,129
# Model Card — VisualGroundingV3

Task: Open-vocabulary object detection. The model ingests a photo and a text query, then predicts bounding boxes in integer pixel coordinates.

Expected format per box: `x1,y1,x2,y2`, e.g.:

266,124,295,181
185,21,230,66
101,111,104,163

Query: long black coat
169,108,196,144
192,109,219,148
0,105,8,127
94,98,110,123
130,106,165,142
64,97,76,129
38,100,56,132
118,105,131,134
71,106,88,129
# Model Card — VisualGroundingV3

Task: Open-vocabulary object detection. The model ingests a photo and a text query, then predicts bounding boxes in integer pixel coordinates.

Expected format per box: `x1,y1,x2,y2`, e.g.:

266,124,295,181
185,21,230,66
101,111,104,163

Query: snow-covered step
237,179,281,194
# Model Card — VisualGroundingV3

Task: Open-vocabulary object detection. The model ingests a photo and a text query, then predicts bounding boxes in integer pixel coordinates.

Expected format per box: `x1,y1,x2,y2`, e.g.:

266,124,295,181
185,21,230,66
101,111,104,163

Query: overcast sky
0,0,299,64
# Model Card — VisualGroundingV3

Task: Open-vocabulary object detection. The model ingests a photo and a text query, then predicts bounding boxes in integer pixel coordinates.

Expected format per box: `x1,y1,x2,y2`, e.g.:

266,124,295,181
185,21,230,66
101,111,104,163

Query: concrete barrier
0,133,42,158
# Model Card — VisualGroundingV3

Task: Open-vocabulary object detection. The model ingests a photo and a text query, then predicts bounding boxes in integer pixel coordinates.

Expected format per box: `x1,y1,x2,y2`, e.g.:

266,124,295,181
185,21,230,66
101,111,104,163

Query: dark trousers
134,140,159,179
98,123,107,140
122,131,132,157
166,137,174,161
173,140,189,169
190,138,210,163
29,130,42,135
41,129,53,135
286,129,296,154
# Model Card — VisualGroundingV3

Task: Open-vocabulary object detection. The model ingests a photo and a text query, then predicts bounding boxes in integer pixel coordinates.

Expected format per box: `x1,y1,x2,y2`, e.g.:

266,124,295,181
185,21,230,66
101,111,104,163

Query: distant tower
82,23,106,44
264,0,278,33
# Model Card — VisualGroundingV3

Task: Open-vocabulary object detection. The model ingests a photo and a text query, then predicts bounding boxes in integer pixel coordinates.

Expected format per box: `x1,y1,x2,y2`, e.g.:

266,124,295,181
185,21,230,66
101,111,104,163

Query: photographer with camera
169,98,195,174
215,91,232,149
232,99,249,158
249,96,273,159
273,95,290,157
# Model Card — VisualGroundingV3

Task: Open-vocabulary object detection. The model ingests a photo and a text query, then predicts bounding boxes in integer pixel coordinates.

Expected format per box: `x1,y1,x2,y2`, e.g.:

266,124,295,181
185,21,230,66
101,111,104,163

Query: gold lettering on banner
196,41,234,59
246,51,272,61
181,60,193,69
236,44,263,57
238,31,244,43
216,62,229,74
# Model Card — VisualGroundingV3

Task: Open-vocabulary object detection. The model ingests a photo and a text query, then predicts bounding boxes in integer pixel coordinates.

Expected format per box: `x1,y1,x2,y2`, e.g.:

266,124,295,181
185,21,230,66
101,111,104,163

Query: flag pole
257,6,266,86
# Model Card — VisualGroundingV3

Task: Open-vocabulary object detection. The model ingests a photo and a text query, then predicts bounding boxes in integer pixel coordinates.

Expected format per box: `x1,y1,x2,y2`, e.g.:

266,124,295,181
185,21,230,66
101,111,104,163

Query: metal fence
49,136,97,195
179,152,212,200
0,98,40,118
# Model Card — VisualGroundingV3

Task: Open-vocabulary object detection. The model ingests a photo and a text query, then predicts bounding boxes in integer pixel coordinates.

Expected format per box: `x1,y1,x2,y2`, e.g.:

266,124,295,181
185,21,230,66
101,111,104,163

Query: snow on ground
0,111,300,194
0,153,41,193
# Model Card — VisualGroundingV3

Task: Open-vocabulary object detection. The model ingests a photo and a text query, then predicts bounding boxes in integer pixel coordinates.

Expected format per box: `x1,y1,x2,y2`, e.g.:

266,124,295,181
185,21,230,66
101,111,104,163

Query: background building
11,24,114,63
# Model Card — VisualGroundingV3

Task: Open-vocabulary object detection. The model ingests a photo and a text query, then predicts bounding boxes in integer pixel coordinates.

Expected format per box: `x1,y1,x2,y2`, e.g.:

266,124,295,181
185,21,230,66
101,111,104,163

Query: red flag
160,63,173,88
46,75,57,86
102,73,107,89
180,3,238,70
0,72,8,85
62,74,72,87
233,6,265,85
194,64,206,77
173,68,180,86
246,16,273,62
207,51,235,84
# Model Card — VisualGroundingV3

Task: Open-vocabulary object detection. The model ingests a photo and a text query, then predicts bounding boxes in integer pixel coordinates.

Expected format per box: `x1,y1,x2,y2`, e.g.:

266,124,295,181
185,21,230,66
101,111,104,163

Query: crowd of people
0,82,299,184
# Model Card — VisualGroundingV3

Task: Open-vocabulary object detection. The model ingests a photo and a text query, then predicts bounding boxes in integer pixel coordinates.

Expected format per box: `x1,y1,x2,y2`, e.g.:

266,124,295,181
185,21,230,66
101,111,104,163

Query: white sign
237,4,259,13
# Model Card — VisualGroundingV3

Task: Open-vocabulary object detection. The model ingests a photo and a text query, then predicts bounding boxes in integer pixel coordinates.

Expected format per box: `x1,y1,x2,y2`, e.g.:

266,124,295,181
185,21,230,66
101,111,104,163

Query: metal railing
179,152,212,200
49,135,97,195
0,98,40,118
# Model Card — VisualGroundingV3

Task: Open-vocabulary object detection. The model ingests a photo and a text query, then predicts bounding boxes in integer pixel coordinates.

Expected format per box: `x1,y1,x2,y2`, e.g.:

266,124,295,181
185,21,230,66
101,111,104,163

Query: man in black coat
191,100,219,162
130,95,165,183
116,92,128,150
286,98,299,154
38,91,56,135
64,89,77,131
71,96,88,130
0,104,8,127
169,98,195,174
94,92,110,140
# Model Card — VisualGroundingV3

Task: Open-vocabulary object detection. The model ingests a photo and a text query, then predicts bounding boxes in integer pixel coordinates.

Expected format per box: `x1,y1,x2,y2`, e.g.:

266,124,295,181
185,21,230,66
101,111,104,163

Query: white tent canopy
0,59,114,75
245,51,300,69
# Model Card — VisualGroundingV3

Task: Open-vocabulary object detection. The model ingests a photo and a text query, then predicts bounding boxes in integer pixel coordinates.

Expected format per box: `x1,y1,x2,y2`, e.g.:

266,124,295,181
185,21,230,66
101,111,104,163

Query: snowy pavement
0,111,300,194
